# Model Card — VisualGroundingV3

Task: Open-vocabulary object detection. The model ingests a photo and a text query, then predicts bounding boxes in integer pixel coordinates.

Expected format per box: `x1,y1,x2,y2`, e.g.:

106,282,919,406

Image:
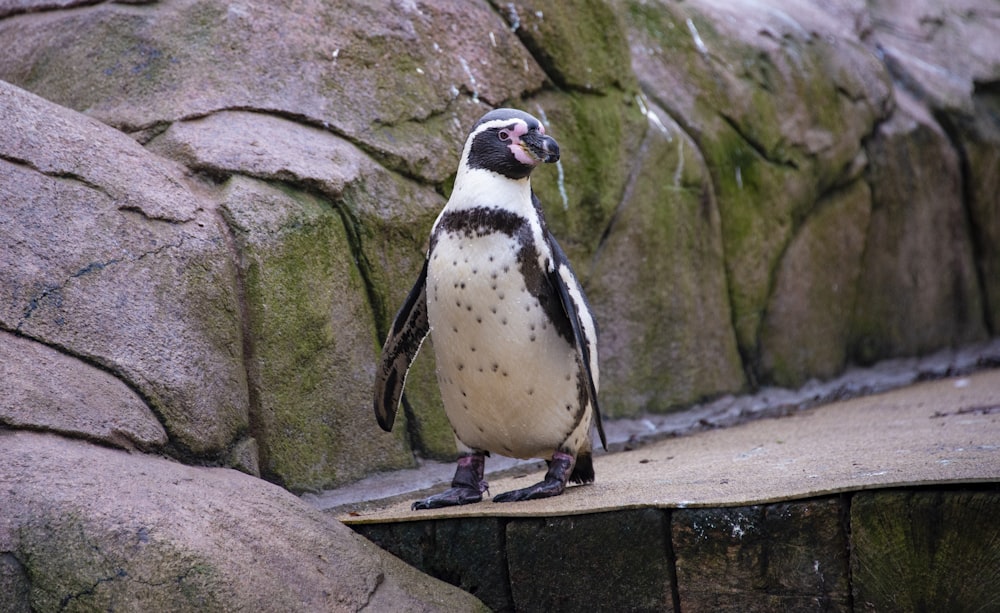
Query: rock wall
1,0,997,497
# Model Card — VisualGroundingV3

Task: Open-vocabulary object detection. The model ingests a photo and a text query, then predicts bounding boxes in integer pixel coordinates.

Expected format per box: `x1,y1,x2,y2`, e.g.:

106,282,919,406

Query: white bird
374,108,605,509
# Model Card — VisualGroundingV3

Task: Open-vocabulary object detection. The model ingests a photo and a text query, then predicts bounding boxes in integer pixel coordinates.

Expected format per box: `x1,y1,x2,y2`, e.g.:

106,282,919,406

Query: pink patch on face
504,121,538,165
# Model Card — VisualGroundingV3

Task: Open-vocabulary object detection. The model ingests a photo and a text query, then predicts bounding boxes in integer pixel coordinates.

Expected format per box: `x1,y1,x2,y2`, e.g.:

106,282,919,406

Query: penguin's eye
498,130,510,141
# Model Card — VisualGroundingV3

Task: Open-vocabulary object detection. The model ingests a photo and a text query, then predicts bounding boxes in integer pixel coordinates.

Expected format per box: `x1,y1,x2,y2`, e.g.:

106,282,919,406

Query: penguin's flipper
546,234,607,451
374,259,430,432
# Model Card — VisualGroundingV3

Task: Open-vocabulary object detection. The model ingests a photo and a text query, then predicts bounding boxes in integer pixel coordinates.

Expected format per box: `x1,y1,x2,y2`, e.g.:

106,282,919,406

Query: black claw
412,486,485,510
411,451,489,511
493,477,565,503
493,450,576,503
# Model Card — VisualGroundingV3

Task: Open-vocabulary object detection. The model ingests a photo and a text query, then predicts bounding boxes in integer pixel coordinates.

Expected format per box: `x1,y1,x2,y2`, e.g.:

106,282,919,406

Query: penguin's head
461,108,560,180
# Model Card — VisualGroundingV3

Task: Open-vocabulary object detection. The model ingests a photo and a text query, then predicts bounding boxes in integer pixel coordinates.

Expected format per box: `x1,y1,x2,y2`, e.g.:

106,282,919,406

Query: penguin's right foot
411,452,489,511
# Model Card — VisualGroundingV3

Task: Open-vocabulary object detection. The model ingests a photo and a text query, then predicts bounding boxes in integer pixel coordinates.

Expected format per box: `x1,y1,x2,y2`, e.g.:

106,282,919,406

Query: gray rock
867,0,1000,334
0,0,546,183
759,180,872,387
589,102,746,415
220,175,415,491
0,82,249,457
150,109,451,483
851,91,987,363
0,430,487,612
0,331,167,450
619,0,893,372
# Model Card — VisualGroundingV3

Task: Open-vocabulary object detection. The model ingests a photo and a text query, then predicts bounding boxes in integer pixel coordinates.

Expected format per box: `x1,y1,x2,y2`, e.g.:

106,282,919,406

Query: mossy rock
490,0,636,93
618,0,892,372
517,89,647,275
850,97,987,364
221,176,414,492
588,102,745,415
758,180,872,387
851,490,1000,611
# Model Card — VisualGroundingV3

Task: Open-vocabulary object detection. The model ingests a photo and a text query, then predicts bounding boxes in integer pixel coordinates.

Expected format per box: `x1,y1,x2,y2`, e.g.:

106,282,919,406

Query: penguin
374,108,606,510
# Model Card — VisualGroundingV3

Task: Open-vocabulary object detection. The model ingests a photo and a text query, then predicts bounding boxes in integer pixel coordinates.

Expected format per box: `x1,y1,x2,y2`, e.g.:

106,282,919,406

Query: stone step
340,370,1000,611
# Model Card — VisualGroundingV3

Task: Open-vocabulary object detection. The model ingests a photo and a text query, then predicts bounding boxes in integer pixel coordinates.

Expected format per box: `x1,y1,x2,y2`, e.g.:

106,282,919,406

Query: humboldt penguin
374,108,605,510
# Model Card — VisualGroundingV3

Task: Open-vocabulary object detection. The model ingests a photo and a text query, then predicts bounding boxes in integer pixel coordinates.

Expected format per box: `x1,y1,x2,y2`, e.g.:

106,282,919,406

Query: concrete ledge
341,370,999,522
351,488,999,612
341,371,999,611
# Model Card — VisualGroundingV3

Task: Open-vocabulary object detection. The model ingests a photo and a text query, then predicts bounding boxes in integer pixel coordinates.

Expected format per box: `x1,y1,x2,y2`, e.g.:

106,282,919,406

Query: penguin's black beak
521,131,560,164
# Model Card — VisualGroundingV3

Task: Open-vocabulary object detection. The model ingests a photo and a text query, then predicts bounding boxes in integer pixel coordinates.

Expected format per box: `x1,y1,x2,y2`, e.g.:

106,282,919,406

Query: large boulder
588,100,746,413
0,430,487,612
864,0,1000,333
0,331,167,451
618,0,894,382
148,110,439,489
0,81,249,457
850,91,987,363
0,0,546,183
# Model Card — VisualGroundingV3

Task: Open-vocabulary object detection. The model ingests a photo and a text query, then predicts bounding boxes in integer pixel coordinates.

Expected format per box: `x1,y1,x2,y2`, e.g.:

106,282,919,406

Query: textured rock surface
0,430,487,612
220,175,415,491
850,92,987,363
0,331,167,450
759,180,872,386
619,0,894,374
0,82,249,457
851,490,1000,612
588,104,745,413
672,500,851,612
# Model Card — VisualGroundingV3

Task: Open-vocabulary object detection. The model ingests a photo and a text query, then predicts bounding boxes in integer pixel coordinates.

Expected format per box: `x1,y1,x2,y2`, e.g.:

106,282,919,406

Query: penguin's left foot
493,451,574,503
411,452,489,511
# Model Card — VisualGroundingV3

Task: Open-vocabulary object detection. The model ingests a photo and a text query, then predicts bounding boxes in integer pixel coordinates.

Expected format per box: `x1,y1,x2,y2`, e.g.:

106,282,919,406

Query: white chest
426,229,584,459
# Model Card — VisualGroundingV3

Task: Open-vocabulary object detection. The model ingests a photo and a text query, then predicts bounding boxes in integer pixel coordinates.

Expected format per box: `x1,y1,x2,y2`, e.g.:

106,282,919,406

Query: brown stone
353,518,512,612
0,430,487,612
672,499,850,612
851,489,1000,612
506,509,675,612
